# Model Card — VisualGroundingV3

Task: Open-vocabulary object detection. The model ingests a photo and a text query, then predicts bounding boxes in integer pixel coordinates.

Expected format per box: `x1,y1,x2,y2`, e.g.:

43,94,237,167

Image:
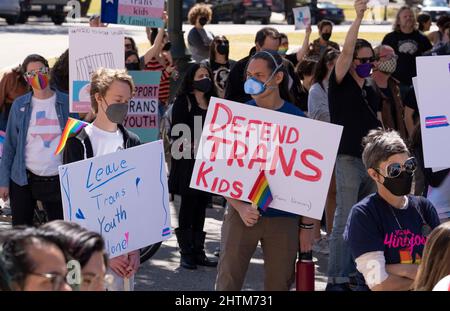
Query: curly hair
188,3,212,26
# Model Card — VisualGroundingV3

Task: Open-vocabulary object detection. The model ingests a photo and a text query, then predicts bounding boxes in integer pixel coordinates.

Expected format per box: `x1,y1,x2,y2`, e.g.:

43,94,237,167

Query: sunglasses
23,67,49,78
376,157,417,178
355,57,376,64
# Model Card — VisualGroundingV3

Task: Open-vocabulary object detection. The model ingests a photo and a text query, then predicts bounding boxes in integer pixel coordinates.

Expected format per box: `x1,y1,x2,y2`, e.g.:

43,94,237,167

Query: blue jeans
327,155,376,284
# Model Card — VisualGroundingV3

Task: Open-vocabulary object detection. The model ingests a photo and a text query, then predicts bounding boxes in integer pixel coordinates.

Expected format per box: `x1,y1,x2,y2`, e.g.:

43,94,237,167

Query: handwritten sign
69,26,125,113
368,0,389,7
101,0,164,28
416,56,450,168
125,71,161,143
59,140,171,258
292,6,311,30
189,97,343,220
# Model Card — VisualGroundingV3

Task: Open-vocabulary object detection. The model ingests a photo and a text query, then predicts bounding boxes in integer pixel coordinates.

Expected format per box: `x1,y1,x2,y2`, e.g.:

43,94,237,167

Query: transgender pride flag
101,0,164,27
425,115,450,129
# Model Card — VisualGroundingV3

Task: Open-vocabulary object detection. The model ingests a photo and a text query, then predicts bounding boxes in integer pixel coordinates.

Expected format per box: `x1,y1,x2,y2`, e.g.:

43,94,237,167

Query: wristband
299,223,314,230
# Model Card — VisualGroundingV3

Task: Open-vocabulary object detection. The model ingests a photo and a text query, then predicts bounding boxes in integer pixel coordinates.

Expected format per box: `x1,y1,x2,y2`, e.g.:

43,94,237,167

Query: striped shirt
144,56,171,105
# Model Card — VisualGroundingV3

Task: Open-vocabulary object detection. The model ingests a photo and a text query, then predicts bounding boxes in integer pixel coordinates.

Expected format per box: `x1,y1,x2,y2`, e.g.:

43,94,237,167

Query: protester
0,65,28,132
215,50,314,291
0,227,72,291
327,0,382,291
144,27,176,111
124,36,138,53
372,45,408,139
202,35,236,98
125,50,141,71
50,49,69,94
89,14,107,28
424,22,450,55
428,15,450,46
225,27,281,104
296,57,318,111
308,46,340,253
308,19,341,58
413,222,450,291
0,54,70,226
417,13,432,33
382,6,432,99
279,26,312,67
403,86,419,139
63,68,140,291
40,220,109,291
187,4,215,63
345,129,440,291
169,63,218,270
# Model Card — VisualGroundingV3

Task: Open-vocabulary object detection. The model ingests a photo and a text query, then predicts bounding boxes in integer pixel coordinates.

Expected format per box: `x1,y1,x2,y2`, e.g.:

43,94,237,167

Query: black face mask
321,33,332,41
126,63,140,71
382,171,413,196
216,44,229,56
162,42,172,51
199,17,208,26
193,78,212,93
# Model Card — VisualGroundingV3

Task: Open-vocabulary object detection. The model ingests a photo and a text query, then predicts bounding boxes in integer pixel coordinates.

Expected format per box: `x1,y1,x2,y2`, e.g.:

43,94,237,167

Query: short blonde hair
90,68,135,113
188,3,212,26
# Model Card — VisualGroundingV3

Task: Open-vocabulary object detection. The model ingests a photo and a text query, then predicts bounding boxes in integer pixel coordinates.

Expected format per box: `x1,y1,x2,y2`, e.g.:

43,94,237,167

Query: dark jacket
168,94,208,195
63,124,140,164
224,52,253,104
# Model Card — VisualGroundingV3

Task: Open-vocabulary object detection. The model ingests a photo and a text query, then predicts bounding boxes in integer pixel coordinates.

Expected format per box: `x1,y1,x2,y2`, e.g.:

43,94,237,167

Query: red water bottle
296,251,315,291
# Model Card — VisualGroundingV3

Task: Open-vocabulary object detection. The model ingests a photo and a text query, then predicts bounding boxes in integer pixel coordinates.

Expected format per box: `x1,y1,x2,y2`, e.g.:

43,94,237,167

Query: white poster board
292,7,311,30
368,0,389,7
69,27,125,113
189,97,343,220
416,56,450,168
59,140,171,258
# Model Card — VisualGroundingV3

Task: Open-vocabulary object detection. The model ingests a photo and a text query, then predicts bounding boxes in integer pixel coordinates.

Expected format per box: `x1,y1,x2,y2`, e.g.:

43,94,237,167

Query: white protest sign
189,97,343,220
368,0,389,7
416,56,450,168
59,140,171,258
69,27,125,113
292,7,311,30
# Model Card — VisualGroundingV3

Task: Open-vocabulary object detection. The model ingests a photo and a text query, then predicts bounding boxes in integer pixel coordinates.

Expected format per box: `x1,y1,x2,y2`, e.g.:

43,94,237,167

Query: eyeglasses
354,57,376,64
375,157,417,178
29,272,69,291
23,67,49,79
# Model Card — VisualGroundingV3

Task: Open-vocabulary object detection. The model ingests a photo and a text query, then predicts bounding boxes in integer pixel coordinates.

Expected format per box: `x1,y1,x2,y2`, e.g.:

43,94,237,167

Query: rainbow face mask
24,67,50,90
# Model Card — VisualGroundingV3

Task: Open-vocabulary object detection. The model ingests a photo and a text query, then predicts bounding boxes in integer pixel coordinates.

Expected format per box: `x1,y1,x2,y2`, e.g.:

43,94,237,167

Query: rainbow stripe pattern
248,171,273,212
425,115,449,129
54,118,89,155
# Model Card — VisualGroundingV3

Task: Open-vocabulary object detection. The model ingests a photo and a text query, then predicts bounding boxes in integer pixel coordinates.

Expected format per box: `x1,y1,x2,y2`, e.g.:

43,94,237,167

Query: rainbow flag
54,117,89,155
248,171,273,212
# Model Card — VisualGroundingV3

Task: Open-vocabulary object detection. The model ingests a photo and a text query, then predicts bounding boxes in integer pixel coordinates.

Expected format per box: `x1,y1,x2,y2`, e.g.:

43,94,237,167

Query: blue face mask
244,51,283,96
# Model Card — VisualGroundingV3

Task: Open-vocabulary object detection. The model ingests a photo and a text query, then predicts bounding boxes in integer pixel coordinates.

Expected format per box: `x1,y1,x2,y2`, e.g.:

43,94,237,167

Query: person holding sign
345,129,440,290
63,68,141,291
169,63,218,270
215,50,315,291
326,0,382,291
0,54,71,226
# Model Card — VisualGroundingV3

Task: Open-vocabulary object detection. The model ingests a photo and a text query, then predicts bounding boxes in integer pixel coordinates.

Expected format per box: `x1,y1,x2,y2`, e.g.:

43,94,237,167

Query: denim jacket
0,90,71,187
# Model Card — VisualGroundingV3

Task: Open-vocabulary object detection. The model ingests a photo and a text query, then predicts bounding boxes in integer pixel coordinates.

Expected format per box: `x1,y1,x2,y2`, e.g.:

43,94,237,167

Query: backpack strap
75,128,94,159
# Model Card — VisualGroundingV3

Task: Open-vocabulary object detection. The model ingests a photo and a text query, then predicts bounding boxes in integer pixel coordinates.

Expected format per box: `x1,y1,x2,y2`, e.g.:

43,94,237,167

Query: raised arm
334,0,367,84
296,24,312,62
143,12,168,65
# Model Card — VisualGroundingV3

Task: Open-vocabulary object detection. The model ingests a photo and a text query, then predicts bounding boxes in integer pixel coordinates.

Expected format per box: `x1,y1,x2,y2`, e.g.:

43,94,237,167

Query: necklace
388,196,432,237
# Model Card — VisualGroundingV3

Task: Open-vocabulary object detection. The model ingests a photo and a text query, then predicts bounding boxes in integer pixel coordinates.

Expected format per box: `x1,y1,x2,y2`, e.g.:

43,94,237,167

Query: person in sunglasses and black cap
344,128,440,291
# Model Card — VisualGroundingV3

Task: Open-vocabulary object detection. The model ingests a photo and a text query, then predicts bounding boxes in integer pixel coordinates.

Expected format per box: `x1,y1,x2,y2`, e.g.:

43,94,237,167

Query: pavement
0,195,329,291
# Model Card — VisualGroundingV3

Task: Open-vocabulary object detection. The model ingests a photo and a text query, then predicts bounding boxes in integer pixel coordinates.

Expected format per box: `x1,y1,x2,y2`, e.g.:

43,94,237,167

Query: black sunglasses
375,157,417,179
355,57,375,64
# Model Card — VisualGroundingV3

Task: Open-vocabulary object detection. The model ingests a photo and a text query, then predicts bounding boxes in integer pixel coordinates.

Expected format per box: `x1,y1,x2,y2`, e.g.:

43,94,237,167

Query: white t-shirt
84,123,124,157
25,93,62,176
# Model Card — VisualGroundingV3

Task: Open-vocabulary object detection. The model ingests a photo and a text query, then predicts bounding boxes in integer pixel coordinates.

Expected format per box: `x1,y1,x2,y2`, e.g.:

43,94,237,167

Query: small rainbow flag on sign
54,117,89,155
248,171,273,212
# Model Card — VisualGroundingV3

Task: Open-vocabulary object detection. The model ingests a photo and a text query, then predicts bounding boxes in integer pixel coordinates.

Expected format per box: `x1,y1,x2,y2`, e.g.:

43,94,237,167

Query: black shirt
382,30,432,86
224,54,252,104
328,69,382,158
404,86,419,122
285,53,298,67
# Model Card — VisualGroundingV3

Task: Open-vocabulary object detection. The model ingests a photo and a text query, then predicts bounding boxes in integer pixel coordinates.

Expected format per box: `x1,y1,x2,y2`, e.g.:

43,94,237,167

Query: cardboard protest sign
189,97,343,220
101,0,164,28
59,140,171,258
416,56,450,168
125,71,162,143
292,7,311,30
69,27,125,113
